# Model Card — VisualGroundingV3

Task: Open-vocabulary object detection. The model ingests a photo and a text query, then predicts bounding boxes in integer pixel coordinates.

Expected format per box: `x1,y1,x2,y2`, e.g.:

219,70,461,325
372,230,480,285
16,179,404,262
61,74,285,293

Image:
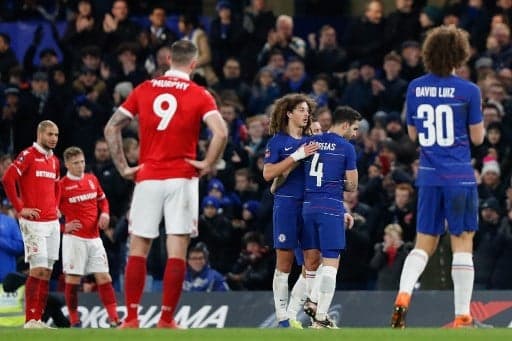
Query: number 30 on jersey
417,104,454,147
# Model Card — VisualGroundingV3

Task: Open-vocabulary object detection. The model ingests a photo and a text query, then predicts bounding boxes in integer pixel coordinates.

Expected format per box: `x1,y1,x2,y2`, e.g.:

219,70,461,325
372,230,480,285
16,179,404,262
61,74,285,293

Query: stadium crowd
1,0,512,295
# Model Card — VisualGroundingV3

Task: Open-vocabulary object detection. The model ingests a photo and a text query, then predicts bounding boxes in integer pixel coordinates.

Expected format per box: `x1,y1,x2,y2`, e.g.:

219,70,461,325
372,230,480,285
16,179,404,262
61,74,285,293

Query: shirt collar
164,69,190,80
33,142,53,157
66,172,84,180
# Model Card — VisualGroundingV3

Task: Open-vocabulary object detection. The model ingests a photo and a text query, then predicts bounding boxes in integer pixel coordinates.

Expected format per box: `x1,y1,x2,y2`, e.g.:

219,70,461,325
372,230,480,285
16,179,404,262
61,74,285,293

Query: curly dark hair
269,93,315,135
422,25,470,77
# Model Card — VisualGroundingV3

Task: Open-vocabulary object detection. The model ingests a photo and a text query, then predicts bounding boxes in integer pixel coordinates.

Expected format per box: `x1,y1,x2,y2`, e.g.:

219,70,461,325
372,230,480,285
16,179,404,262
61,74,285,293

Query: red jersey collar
33,142,53,158
164,69,190,80
66,172,84,181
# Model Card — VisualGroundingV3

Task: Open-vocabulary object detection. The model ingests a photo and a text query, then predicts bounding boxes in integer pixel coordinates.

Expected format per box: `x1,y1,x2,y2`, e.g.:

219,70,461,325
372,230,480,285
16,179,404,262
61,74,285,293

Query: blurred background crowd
1,0,512,294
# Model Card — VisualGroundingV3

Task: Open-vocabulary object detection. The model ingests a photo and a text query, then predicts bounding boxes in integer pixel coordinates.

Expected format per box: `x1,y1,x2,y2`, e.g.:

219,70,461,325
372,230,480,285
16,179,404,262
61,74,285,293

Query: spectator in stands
484,23,512,70
483,122,511,169
183,242,229,292
0,86,19,154
315,106,333,133
12,71,61,155
220,100,248,146
378,182,416,243
384,0,421,52
343,0,386,67
248,67,280,116
309,73,336,109
226,231,273,290
90,138,130,219
62,0,104,64
209,1,245,76
478,156,506,201
0,199,23,283
178,12,218,85
213,58,252,110
400,40,424,82
207,178,241,219
370,224,412,290
243,115,269,167
474,197,503,289
487,206,512,289
102,0,140,55
0,33,19,83
339,62,376,120
110,42,147,88
307,24,348,75
195,196,239,275
241,0,276,80
264,49,286,83
234,168,260,203
373,52,408,115
384,112,417,165
279,58,312,95
144,6,177,54
257,15,306,66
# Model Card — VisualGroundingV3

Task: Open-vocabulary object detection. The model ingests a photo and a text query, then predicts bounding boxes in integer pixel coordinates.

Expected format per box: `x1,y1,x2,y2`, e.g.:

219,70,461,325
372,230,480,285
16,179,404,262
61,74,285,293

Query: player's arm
104,110,140,180
407,125,417,142
2,164,24,213
187,111,228,176
263,143,318,181
469,122,484,146
96,178,110,230
269,163,299,194
344,169,358,192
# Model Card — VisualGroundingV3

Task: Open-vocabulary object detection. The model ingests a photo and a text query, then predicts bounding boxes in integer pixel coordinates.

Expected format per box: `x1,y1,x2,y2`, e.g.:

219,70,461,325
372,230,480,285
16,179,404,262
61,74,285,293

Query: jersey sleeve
344,143,357,171
467,84,483,125
119,84,141,118
264,136,281,164
94,175,110,215
198,88,219,121
11,150,34,175
405,82,415,126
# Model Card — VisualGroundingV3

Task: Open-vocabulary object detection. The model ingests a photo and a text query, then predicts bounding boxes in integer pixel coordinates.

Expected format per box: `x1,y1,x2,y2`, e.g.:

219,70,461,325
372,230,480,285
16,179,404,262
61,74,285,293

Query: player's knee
95,272,112,284
319,266,337,293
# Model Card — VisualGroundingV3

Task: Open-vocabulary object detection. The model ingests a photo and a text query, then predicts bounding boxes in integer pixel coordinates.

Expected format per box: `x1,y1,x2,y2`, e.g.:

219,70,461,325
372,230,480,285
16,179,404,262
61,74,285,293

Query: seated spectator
213,58,252,110
307,24,348,75
279,58,311,95
308,73,336,109
226,231,273,290
247,67,280,116
243,115,269,165
478,156,506,201
195,196,239,274
372,52,408,115
102,0,141,55
370,224,413,290
183,243,229,292
400,40,424,82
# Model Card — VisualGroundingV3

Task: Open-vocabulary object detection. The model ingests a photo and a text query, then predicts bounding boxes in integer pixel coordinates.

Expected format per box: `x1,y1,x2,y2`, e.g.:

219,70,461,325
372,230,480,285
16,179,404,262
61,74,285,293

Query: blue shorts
417,186,478,236
301,205,346,251
273,196,303,249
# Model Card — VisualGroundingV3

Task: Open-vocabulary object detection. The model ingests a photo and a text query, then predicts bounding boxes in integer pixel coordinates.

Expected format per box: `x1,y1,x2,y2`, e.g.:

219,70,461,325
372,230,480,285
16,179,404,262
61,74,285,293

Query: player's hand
19,208,41,220
65,219,82,233
344,213,354,230
98,213,110,230
120,165,141,180
290,142,319,162
185,159,213,177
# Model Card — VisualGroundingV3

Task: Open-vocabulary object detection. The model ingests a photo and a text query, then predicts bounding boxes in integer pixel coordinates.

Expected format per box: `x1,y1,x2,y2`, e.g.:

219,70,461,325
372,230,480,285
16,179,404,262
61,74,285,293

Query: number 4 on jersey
309,153,323,187
153,93,178,130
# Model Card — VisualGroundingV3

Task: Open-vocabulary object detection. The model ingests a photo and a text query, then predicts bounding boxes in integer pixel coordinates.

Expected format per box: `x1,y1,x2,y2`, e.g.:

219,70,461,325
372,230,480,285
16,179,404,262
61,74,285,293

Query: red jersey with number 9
119,70,219,182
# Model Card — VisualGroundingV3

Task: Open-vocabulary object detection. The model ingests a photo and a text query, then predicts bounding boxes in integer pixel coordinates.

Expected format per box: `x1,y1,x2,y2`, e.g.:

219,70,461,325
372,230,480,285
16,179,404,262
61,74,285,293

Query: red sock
25,276,40,322
98,282,119,322
160,258,186,323
37,279,49,321
65,283,80,324
124,256,146,322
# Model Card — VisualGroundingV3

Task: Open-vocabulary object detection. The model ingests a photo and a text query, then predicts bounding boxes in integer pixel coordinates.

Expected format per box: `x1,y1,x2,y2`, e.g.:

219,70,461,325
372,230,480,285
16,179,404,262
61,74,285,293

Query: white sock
287,274,307,320
310,265,322,302
398,249,429,294
273,270,290,322
315,265,337,321
305,270,316,296
452,252,474,316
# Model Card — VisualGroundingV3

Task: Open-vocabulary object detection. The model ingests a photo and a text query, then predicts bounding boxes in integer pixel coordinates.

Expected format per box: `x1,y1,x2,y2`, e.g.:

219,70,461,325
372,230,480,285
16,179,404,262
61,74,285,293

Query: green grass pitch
1,328,511,341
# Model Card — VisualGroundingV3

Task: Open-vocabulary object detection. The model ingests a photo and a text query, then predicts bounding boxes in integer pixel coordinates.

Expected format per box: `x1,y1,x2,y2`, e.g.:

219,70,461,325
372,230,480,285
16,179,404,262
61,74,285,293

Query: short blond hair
384,223,403,237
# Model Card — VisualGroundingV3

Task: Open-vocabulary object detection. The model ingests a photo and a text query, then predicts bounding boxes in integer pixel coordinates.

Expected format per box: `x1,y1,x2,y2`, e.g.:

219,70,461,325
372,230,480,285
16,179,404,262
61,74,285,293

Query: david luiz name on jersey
415,86,455,98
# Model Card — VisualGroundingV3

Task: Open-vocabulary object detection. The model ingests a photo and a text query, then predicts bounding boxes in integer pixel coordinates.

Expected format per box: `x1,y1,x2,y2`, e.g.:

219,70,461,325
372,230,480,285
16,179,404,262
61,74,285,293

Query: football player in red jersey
104,40,228,328
2,120,60,328
59,146,120,328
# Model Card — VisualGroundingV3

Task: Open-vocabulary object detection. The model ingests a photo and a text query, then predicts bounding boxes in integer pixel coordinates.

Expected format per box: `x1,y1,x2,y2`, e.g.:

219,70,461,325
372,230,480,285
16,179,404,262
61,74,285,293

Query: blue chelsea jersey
303,132,357,203
406,74,482,186
264,132,311,199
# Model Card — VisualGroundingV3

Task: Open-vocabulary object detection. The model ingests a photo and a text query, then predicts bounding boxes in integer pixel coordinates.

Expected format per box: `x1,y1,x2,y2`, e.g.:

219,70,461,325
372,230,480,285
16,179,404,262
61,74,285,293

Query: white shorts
19,218,60,269
129,178,199,238
62,234,109,275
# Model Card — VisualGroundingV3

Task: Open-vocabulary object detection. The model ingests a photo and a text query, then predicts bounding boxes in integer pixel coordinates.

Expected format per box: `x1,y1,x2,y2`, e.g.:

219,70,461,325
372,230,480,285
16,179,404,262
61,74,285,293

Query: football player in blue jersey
391,26,487,329
300,106,360,328
263,94,319,328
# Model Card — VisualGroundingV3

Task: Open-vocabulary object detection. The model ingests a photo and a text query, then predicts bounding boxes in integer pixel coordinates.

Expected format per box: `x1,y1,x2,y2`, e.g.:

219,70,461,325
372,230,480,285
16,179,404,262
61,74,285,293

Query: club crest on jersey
278,234,286,242
88,179,95,189
265,148,270,159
